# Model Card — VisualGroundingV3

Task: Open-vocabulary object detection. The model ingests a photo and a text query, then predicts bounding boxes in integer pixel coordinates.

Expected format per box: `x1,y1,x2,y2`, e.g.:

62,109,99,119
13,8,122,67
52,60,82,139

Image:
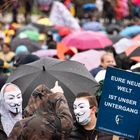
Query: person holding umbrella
8,81,73,140
0,83,22,140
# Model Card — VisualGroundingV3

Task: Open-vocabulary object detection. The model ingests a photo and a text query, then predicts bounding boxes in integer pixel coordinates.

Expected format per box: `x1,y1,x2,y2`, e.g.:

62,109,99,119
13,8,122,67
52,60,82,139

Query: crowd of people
0,82,129,140
0,0,139,140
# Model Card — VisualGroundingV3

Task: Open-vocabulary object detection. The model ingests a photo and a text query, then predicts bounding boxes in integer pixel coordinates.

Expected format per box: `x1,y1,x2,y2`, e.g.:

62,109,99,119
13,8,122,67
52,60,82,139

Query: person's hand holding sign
50,81,64,94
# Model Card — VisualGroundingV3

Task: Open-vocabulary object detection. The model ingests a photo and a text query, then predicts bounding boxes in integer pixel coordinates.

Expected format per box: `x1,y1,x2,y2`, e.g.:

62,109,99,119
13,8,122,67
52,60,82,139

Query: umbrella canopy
113,38,134,54
128,47,140,62
36,0,53,5
70,49,105,71
61,31,112,50
82,21,104,32
56,43,70,60
106,24,121,34
32,49,57,58
16,24,39,35
56,43,78,60
18,30,40,41
37,17,54,26
7,58,99,108
119,25,140,37
125,44,140,62
132,34,140,41
132,0,140,6
109,34,125,44
54,25,72,37
10,38,41,52
82,3,96,11
32,22,54,33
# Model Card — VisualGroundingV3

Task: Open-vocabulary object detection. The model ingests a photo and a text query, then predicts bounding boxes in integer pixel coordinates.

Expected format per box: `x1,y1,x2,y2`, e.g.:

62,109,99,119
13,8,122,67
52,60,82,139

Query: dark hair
76,92,98,108
2,43,10,49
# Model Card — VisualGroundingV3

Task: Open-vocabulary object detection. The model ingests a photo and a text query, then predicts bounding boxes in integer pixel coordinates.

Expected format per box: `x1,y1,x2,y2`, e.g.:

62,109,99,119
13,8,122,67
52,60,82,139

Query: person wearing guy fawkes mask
0,83,22,140
69,92,125,140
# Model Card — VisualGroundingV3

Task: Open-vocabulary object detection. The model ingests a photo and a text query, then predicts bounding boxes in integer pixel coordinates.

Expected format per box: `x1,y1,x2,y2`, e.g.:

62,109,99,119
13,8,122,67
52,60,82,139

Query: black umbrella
106,24,121,35
108,35,124,44
32,23,54,33
16,24,39,35
10,38,41,52
7,58,99,109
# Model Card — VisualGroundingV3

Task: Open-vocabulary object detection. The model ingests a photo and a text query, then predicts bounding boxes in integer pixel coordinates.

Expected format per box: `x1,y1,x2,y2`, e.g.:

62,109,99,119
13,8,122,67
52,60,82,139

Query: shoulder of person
69,122,84,139
97,131,113,140
0,115,7,140
97,131,126,140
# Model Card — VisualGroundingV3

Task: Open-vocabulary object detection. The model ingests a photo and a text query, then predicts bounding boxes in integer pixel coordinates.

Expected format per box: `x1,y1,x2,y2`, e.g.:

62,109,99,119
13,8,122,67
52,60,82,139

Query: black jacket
69,123,124,140
0,116,7,140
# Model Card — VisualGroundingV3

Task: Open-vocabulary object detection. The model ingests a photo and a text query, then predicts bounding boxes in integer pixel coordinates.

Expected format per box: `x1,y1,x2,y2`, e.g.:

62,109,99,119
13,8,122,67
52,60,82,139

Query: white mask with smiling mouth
73,99,91,125
0,83,23,136
4,91,22,114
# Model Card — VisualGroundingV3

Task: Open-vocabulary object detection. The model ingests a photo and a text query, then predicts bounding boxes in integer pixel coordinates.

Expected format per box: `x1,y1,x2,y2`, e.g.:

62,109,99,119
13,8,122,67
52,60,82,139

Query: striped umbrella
125,43,140,62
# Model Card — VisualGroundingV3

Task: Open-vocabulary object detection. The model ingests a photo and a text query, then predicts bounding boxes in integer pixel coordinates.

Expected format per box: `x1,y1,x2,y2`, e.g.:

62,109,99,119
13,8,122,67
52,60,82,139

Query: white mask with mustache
4,91,22,114
0,83,23,136
73,99,91,125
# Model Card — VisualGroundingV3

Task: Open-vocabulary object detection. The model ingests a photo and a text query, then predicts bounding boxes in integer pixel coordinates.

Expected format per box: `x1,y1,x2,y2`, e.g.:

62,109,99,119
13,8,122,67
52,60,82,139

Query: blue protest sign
96,67,140,140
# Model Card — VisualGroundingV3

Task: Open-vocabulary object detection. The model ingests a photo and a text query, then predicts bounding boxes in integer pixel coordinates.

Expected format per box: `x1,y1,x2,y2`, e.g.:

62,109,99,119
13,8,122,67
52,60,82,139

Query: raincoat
8,84,73,140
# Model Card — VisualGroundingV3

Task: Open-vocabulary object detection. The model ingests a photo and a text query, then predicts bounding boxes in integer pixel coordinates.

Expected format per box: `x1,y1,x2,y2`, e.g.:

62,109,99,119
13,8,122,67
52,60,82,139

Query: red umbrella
133,34,140,41
54,25,72,37
61,31,112,50
56,43,77,60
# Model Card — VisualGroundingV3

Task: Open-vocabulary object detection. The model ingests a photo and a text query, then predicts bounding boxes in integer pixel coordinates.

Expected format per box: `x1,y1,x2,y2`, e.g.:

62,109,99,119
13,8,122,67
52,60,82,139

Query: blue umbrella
119,25,140,37
82,3,96,10
82,21,105,32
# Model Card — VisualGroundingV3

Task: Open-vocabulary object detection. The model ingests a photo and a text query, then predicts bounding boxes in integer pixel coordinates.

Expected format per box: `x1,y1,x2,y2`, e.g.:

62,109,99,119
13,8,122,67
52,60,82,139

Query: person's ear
91,106,96,114
101,61,104,67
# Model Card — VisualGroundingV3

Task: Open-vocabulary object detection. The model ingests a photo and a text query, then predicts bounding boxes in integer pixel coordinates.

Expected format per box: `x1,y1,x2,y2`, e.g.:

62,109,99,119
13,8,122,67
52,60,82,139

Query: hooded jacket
8,84,73,140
